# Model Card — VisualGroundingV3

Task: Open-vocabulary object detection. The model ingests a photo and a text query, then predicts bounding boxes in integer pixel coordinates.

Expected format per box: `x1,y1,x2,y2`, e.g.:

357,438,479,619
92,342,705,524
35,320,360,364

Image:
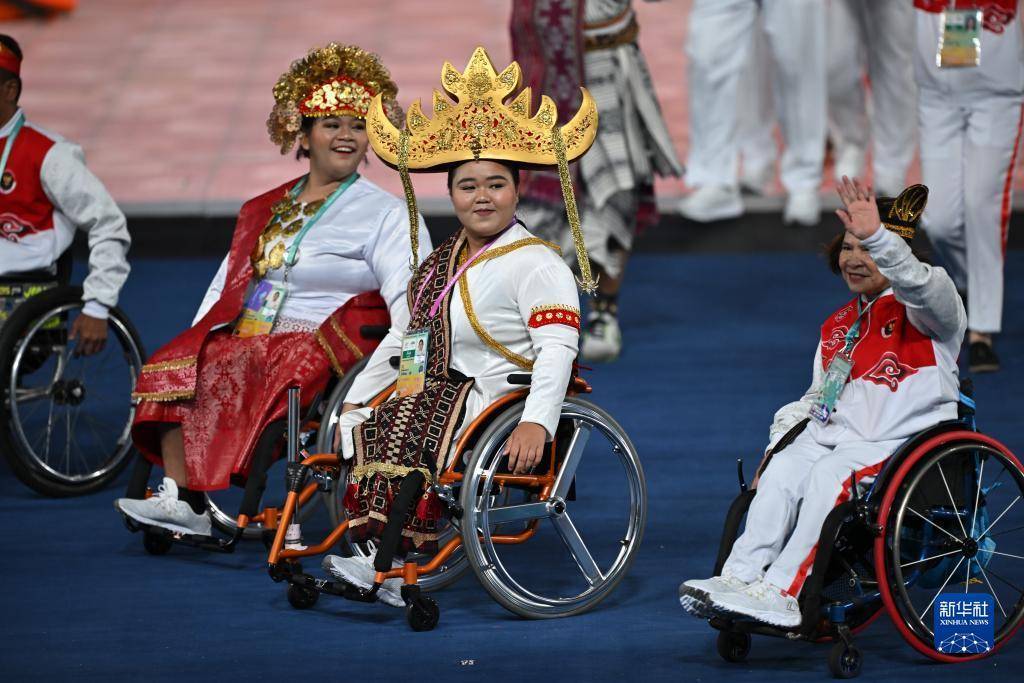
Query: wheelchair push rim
460,397,646,619
6,301,142,488
875,431,1024,662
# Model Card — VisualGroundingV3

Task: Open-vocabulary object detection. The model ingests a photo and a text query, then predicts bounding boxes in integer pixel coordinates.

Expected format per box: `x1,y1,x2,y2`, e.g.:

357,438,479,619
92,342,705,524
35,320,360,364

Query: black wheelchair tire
0,285,145,497
716,629,751,663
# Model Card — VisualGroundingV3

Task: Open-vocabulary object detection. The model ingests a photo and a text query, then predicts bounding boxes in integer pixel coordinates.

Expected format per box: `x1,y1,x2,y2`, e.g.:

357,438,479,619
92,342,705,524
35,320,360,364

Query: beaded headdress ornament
366,46,600,293
267,43,403,154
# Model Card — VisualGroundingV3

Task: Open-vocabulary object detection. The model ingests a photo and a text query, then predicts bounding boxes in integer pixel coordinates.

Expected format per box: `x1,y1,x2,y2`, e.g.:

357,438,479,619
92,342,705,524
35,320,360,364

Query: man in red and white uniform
913,2,1022,372
0,35,130,354
679,179,966,628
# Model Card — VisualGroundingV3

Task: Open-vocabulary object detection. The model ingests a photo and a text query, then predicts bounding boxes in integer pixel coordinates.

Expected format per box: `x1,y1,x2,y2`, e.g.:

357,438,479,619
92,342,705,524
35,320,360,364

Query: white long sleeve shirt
193,176,431,387
341,223,581,462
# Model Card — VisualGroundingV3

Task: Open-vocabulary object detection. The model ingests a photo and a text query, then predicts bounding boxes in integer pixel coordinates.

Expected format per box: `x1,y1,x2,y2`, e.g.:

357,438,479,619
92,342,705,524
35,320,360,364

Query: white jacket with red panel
768,228,967,450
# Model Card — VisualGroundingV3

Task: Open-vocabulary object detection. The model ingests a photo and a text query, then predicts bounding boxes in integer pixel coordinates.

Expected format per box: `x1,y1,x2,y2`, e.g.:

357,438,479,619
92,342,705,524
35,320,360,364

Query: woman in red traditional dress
115,44,430,536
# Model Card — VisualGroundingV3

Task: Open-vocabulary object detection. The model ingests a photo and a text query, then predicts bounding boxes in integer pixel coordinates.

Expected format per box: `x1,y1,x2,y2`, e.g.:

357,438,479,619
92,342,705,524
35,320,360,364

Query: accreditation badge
938,10,983,68
235,280,288,338
810,352,854,425
397,328,429,397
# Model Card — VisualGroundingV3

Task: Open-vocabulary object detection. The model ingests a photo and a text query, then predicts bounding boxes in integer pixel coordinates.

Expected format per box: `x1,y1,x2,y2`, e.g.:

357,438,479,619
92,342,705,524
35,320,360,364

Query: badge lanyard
938,1,982,68
0,110,25,181
398,217,519,397
281,171,361,282
235,172,360,338
810,297,877,424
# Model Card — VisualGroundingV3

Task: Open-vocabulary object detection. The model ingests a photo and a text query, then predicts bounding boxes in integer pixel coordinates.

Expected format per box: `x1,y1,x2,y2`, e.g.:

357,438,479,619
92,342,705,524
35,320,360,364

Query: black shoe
969,342,1000,373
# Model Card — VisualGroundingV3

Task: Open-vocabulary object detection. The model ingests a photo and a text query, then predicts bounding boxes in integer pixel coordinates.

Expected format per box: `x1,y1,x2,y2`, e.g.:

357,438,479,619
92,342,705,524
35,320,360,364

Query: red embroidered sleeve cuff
528,305,581,330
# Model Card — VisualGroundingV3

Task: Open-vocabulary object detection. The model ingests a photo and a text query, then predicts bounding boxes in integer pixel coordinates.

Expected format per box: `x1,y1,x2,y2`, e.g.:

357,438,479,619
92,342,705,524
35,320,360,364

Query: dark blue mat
1,253,1021,681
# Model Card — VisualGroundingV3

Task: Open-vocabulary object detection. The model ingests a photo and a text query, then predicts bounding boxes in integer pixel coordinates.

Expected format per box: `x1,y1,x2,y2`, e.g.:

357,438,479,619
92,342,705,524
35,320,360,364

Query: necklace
251,185,336,278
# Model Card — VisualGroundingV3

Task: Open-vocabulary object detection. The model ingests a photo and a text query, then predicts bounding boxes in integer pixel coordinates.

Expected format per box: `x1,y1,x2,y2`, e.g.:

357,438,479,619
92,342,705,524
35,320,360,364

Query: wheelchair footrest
125,517,241,553
268,562,383,603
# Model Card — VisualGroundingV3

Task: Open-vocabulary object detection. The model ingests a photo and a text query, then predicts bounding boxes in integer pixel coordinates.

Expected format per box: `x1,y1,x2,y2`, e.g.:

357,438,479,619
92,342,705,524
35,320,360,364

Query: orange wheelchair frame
266,372,646,631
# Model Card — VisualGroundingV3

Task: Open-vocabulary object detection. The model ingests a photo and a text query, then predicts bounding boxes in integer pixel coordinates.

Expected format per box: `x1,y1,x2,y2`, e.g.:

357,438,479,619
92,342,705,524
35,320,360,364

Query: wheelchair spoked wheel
460,396,646,619
875,432,1024,662
0,286,144,497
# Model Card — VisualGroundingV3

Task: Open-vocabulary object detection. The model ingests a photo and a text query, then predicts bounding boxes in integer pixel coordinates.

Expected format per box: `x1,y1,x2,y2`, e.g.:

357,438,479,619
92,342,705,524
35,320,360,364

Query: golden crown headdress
877,184,928,240
267,43,403,154
367,46,600,293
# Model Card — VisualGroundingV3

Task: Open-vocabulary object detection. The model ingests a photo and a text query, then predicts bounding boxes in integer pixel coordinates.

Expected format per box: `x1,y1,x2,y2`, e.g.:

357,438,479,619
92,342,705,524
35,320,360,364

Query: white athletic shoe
678,185,744,222
322,554,405,608
580,311,622,362
783,190,821,227
114,477,212,536
833,146,865,184
740,164,773,196
709,579,802,628
678,573,750,617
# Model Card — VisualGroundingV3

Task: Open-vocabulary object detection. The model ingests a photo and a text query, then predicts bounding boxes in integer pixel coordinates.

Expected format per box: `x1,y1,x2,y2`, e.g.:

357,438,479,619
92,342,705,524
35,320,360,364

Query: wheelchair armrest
360,325,389,341
507,373,532,386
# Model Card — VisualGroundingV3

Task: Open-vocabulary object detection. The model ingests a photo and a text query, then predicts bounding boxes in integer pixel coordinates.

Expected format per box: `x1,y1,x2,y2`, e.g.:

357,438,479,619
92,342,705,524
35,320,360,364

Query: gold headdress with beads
877,184,928,241
366,46,600,293
267,43,404,154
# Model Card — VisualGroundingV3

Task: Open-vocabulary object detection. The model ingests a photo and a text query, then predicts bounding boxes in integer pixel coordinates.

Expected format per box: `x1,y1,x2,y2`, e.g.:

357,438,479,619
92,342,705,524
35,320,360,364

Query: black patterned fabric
344,231,474,554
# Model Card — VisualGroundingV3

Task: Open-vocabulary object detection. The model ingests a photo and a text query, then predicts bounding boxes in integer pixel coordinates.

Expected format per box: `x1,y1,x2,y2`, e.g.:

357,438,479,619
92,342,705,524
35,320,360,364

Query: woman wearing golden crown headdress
679,178,966,629
115,45,431,535
317,47,598,606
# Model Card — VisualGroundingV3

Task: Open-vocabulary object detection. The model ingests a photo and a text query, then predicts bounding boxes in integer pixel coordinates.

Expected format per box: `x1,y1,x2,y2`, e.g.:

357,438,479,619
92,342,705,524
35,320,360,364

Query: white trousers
737,16,778,178
827,0,917,189
685,0,826,193
915,13,1024,334
723,431,901,596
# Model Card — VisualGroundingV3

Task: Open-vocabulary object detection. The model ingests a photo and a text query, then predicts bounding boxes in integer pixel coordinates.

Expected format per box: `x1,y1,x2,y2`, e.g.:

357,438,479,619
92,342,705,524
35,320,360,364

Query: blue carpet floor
1,253,1022,681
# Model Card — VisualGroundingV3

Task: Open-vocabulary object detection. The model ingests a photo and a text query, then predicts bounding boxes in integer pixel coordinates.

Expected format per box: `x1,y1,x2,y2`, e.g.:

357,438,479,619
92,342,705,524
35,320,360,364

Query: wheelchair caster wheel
406,596,440,632
287,584,319,610
143,532,172,556
828,642,862,679
716,630,751,663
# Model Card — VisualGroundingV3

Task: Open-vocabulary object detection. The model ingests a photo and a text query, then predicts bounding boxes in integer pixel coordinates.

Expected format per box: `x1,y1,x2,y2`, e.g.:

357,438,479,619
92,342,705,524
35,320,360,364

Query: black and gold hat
876,184,928,241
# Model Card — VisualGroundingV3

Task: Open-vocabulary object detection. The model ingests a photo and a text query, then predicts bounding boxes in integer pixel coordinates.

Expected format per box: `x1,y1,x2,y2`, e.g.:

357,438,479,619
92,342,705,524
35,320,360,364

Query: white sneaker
678,185,744,222
115,477,212,536
322,554,405,608
580,311,622,362
740,164,773,196
709,579,802,628
783,190,821,227
678,573,750,617
833,146,865,183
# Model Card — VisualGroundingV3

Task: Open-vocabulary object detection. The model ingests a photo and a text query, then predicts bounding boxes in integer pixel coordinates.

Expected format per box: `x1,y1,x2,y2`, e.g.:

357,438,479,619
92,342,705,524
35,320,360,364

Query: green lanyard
843,298,876,355
0,110,25,181
281,171,360,274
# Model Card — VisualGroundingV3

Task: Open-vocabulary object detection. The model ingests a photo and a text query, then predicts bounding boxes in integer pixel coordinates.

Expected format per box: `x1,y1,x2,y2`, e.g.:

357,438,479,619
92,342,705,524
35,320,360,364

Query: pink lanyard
411,219,518,320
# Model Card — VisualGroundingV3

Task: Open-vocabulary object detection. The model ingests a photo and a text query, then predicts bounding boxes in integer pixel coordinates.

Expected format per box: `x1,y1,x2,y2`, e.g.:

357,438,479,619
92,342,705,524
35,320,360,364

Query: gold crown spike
367,46,600,292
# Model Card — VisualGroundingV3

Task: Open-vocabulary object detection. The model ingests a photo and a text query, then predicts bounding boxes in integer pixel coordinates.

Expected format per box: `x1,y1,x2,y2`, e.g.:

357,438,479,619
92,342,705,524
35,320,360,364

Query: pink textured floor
4,0,1021,211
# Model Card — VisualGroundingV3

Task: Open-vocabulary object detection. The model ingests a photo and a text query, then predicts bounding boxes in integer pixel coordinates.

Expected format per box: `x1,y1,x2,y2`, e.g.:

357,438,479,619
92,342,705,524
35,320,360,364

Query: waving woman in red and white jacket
679,178,967,629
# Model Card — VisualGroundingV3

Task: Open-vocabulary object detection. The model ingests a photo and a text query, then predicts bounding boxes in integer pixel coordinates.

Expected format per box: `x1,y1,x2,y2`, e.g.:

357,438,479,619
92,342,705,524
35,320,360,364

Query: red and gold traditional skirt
132,330,330,491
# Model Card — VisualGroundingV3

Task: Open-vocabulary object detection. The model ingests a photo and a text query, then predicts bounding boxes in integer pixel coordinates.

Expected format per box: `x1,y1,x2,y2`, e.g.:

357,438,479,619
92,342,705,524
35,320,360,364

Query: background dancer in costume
913,1,1023,372
679,180,965,628
116,44,429,536
321,47,594,607
0,34,130,356
510,0,682,362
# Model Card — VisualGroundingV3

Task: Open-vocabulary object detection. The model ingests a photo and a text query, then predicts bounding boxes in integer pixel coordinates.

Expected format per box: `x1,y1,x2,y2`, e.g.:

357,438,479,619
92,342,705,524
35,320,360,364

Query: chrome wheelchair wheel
460,396,646,618
319,358,470,592
876,433,1024,661
0,286,144,497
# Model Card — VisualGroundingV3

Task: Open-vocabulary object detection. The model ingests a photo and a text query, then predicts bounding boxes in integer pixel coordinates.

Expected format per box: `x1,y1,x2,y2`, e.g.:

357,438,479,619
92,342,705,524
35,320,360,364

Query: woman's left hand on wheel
69,313,107,356
504,422,548,474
